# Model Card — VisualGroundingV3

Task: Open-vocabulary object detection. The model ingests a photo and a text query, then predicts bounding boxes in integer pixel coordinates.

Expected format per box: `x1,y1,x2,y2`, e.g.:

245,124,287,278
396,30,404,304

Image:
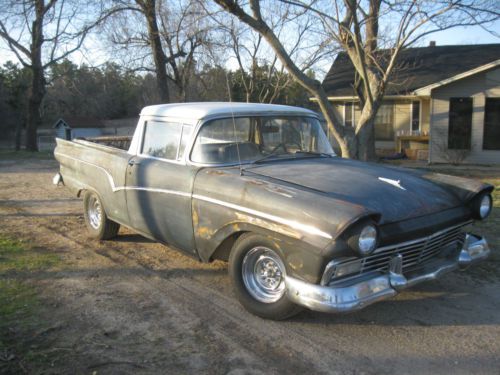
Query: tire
83,190,120,240
229,233,303,320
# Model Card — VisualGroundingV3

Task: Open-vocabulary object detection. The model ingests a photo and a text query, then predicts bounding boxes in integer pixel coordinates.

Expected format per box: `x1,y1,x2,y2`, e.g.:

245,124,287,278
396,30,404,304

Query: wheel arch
201,222,326,284
203,222,276,262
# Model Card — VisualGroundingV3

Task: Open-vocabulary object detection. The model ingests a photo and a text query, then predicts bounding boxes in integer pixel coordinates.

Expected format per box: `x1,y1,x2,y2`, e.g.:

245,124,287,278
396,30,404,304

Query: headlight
471,193,492,220
344,219,380,256
358,225,378,255
479,194,492,219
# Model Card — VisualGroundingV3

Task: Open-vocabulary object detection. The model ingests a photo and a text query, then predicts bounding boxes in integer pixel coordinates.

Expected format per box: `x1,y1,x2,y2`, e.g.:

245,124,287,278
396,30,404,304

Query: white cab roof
140,102,317,121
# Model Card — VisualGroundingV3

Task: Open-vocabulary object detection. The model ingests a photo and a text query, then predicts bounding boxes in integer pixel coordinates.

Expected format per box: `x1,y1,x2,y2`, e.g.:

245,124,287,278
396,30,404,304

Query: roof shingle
322,44,500,97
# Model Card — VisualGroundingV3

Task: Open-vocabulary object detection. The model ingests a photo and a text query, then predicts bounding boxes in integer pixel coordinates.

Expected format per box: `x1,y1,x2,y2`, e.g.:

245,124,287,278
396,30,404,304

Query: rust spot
206,169,227,176
192,207,199,227
287,254,304,271
247,179,266,186
196,226,214,239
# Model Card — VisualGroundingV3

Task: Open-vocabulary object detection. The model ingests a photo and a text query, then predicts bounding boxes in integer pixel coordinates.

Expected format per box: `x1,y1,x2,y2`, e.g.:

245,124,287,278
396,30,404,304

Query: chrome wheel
87,195,102,230
242,246,286,303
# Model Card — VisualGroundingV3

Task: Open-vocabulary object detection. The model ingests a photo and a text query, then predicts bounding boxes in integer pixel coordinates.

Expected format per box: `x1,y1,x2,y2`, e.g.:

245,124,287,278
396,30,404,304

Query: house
103,118,138,136
320,43,500,164
53,116,106,140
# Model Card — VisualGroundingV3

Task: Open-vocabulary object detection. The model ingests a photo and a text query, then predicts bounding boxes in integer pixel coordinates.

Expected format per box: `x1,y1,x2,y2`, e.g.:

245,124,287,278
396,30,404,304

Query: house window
411,101,420,132
375,103,394,141
483,98,500,150
344,102,354,127
448,98,472,150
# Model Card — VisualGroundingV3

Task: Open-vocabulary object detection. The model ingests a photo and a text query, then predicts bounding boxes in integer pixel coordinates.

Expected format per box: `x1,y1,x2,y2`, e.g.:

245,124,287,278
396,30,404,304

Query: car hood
245,157,465,224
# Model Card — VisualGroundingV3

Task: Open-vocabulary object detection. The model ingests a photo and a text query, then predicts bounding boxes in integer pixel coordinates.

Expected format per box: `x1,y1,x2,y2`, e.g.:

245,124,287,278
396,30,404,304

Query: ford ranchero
54,102,493,320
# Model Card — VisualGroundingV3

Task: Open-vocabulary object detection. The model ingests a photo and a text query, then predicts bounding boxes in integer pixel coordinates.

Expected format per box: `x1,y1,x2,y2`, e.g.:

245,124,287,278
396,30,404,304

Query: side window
141,121,182,160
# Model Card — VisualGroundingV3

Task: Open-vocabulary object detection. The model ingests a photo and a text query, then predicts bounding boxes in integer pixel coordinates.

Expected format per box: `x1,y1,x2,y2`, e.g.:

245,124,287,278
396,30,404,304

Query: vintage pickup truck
54,102,493,320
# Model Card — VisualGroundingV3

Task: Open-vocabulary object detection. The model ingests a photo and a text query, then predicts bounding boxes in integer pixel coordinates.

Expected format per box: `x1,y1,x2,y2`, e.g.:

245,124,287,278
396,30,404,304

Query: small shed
53,117,105,140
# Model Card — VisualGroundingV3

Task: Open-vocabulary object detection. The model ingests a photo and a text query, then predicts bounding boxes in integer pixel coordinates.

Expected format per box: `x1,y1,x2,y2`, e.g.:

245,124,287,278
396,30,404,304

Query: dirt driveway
1,157,499,374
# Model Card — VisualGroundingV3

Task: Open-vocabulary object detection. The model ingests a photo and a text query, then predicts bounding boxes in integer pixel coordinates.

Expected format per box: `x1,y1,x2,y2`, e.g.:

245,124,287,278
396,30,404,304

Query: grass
0,149,54,160
0,235,60,372
0,237,58,273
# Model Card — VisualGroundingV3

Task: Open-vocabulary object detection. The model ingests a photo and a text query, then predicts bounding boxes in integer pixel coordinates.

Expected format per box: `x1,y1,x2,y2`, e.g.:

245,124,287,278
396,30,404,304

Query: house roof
322,44,500,97
140,102,317,121
53,116,105,129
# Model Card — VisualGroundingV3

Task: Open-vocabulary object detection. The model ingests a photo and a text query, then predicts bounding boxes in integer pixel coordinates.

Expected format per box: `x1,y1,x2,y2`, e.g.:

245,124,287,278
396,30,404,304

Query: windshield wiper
293,151,334,158
251,150,333,165
252,151,293,164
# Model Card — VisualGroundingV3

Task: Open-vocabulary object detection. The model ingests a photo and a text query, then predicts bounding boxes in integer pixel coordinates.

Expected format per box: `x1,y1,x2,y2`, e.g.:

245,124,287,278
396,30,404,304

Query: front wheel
83,191,120,240
229,233,303,320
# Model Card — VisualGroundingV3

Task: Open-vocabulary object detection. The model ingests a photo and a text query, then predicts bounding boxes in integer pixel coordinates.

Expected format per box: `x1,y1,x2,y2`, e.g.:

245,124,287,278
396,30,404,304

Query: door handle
128,159,141,166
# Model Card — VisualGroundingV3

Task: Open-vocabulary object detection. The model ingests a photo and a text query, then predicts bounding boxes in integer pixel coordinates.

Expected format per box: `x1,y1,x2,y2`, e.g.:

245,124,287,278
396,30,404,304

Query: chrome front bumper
285,234,490,313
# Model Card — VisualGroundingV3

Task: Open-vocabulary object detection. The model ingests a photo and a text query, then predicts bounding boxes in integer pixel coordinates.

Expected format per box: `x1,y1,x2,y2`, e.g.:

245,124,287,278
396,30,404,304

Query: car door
125,119,197,255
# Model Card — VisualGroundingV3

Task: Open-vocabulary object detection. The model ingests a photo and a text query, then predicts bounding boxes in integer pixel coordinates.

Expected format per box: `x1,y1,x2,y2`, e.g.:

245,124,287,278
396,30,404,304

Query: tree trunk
26,64,46,151
355,103,378,161
141,0,170,103
15,120,23,151
25,0,45,152
314,92,353,158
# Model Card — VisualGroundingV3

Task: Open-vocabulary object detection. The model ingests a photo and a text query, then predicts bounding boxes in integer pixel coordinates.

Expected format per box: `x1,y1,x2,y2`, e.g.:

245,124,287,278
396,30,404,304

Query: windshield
190,116,334,164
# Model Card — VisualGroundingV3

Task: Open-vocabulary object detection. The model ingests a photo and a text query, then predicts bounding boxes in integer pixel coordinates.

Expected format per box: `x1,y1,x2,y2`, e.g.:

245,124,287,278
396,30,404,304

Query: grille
328,223,468,286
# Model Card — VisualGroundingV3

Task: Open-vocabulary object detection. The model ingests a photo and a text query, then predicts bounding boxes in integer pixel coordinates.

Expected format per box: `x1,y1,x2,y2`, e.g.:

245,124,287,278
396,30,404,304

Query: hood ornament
378,177,406,191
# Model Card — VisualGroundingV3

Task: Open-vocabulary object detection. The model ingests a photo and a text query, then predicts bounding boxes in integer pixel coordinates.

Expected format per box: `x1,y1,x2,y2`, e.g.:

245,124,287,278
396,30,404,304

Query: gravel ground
0,158,499,375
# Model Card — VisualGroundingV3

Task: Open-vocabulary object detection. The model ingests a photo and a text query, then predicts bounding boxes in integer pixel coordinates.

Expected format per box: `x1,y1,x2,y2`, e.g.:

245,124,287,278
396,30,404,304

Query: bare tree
135,0,171,102
108,0,210,102
207,2,333,104
214,0,499,160
0,0,119,151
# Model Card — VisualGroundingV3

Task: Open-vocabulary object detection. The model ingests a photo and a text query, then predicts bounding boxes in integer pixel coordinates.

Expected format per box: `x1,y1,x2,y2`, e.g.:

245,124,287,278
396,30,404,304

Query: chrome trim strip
114,186,191,197
192,194,333,240
56,152,332,239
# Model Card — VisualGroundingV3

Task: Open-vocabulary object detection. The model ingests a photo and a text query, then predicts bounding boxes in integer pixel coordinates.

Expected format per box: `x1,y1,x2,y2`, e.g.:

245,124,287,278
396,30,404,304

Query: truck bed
77,135,132,151
54,137,132,225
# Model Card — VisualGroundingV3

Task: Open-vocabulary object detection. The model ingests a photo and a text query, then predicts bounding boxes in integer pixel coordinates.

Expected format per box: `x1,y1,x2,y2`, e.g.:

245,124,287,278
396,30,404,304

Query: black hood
246,157,464,224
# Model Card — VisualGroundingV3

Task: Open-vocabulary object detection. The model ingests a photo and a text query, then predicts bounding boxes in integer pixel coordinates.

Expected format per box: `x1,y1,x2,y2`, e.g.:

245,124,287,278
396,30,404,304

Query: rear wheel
229,233,302,320
83,191,120,240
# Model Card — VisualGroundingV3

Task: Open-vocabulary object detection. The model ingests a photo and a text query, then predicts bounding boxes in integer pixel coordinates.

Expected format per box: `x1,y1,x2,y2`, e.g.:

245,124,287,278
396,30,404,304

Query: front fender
192,168,377,283
193,207,331,284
